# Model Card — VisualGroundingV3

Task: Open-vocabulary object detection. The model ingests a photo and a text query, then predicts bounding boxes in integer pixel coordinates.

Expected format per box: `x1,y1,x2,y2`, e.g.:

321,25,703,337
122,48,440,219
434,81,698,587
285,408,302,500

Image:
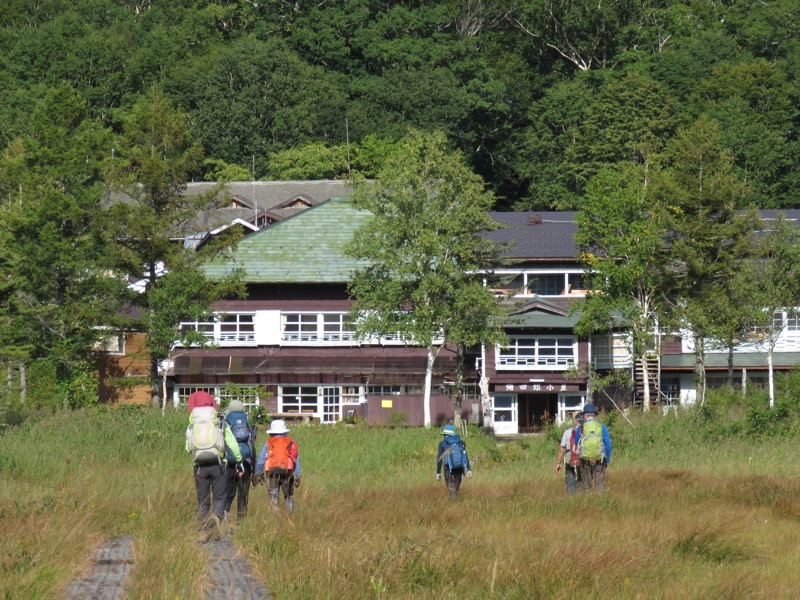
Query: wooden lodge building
97,183,800,433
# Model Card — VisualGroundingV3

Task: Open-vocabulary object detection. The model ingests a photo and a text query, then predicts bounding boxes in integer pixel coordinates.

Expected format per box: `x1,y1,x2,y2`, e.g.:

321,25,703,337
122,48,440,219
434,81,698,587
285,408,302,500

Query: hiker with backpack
575,403,612,492
555,412,584,496
436,424,472,498
223,399,257,518
254,419,301,511
185,391,244,530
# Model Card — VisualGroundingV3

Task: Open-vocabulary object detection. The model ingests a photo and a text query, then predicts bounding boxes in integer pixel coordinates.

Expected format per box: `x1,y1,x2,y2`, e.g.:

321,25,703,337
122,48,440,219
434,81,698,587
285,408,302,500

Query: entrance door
558,393,585,425
492,394,517,435
321,387,340,423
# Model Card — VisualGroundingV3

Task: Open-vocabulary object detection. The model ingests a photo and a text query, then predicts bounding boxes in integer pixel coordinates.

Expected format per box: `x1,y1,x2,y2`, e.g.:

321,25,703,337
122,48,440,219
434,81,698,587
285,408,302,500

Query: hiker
555,412,584,495
254,419,301,511
223,399,256,518
185,391,243,529
575,403,612,492
436,424,472,498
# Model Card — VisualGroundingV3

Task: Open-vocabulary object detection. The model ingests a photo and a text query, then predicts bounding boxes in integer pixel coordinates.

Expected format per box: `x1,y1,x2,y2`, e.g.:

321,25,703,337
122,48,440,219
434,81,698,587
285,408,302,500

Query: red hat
188,390,217,411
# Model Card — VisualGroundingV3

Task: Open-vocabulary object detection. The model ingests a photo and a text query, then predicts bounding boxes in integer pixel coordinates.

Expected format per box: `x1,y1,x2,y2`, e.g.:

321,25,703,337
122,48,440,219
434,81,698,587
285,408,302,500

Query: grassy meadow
4,386,800,599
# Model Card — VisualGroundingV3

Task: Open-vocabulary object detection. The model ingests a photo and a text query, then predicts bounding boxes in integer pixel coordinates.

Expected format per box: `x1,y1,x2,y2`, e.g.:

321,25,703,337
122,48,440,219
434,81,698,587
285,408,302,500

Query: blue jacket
575,418,612,464
436,434,471,474
255,433,301,476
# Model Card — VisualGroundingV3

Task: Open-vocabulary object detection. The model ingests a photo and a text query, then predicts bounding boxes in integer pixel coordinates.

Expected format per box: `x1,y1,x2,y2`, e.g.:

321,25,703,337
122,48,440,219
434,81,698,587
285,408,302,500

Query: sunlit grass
2,399,800,598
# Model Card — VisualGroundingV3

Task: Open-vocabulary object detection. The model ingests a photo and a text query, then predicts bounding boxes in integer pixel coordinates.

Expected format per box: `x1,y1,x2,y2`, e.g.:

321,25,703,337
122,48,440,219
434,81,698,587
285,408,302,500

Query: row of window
173,311,800,368
175,384,424,423
494,271,587,296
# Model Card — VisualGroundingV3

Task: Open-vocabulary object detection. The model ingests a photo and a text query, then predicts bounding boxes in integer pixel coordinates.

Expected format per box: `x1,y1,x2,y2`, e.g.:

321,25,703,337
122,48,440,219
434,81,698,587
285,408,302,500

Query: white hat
267,419,290,434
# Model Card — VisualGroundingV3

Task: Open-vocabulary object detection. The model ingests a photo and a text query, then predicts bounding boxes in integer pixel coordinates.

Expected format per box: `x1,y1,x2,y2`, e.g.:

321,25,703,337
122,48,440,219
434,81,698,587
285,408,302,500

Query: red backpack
568,427,582,468
265,436,298,476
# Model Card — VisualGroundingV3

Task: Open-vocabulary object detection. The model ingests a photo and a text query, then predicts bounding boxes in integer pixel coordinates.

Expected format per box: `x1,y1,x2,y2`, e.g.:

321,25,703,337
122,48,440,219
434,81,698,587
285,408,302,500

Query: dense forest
2,0,799,210
1,0,800,413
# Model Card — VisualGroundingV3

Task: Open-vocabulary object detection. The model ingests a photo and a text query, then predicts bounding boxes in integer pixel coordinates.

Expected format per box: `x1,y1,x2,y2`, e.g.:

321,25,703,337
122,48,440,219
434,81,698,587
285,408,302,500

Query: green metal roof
661,352,800,369
203,196,372,283
503,311,581,329
503,298,581,329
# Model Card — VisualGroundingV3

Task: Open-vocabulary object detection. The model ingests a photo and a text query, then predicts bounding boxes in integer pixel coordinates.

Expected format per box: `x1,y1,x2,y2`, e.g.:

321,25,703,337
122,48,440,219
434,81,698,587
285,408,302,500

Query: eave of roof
661,352,800,369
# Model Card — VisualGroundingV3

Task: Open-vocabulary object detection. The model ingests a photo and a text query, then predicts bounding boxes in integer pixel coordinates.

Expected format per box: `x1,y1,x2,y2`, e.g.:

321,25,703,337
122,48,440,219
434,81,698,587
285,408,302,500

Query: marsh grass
3,395,800,598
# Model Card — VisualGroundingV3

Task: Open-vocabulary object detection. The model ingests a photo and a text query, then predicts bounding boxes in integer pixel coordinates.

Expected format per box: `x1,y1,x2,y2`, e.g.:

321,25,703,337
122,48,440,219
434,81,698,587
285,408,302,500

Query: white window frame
490,269,588,297
92,331,125,355
173,384,264,409
496,336,577,370
279,384,366,422
179,312,256,346
281,312,357,343
591,334,632,369
218,313,256,343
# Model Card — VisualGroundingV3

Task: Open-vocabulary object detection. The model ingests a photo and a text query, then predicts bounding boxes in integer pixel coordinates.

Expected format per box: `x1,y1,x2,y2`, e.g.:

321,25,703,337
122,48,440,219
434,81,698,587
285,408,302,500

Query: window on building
787,314,800,335
323,313,356,342
282,313,356,342
368,385,404,395
175,385,264,408
92,332,125,354
219,313,255,343
179,313,255,345
281,386,319,413
591,335,631,368
497,336,576,368
282,313,319,341
527,275,562,296
180,320,215,340
567,273,588,294
660,376,681,405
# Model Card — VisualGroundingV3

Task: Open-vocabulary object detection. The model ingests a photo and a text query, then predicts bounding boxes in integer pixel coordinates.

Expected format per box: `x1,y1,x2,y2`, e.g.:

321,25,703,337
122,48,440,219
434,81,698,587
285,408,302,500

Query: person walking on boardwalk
436,424,472,498
254,419,301,511
576,404,612,492
223,399,257,518
185,391,243,530
555,412,583,495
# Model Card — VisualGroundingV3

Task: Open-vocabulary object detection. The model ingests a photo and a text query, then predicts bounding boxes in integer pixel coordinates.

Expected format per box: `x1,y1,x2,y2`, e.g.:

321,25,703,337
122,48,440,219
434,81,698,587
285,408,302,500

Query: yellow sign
381,399,393,409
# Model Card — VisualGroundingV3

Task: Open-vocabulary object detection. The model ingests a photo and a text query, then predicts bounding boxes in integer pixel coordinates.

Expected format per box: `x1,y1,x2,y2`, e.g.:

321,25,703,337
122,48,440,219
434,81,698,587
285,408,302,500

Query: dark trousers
194,462,227,524
579,460,606,492
224,461,252,517
565,464,581,496
267,472,295,510
444,467,464,498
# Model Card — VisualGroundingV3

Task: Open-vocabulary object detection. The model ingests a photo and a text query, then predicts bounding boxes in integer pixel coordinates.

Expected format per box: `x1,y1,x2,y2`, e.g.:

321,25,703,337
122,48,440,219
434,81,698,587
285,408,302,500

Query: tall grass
3,388,800,598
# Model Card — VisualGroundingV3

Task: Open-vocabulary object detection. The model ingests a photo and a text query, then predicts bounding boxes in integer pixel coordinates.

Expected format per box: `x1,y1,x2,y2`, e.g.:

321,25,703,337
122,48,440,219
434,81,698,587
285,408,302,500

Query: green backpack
579,420,605,462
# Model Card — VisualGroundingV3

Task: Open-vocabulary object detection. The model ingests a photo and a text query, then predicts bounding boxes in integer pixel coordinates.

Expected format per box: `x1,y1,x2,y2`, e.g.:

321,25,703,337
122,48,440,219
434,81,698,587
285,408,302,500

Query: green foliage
200,159,251,182
105,89,244,403
0,0,799,212
386,410,409,427
345,129,507,423
267,143,350,181
346,129,505,349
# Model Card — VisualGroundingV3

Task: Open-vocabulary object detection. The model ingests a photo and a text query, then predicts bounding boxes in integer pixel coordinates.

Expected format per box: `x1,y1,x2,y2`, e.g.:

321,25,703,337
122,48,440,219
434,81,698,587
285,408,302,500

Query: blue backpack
444,438,466,472
225,410,254,463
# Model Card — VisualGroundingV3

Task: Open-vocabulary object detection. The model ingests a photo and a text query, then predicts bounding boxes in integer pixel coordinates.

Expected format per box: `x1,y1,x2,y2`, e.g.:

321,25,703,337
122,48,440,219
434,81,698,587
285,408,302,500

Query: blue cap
442,424,456,435
583,403,596,414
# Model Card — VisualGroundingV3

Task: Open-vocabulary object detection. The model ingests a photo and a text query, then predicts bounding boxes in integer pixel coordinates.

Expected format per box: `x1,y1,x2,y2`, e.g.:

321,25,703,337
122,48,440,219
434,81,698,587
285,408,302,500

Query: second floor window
497,336,576,368
282,312,356,342
180,313,255,344
219,314,255,342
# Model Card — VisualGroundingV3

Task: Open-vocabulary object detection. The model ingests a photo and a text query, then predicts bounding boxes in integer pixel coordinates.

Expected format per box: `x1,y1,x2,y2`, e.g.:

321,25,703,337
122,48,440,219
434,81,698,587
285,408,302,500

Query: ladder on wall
634,355,660,407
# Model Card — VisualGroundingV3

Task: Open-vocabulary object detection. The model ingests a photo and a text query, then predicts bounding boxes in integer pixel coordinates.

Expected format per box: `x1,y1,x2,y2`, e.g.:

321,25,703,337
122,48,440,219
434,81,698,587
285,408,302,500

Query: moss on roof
203,196,372,283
